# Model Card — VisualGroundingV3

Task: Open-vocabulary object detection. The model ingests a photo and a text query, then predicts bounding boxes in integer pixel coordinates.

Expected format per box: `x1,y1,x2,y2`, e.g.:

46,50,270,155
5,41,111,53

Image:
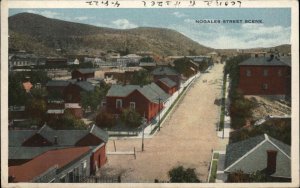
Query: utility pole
158,97,161,131
141,113,146,152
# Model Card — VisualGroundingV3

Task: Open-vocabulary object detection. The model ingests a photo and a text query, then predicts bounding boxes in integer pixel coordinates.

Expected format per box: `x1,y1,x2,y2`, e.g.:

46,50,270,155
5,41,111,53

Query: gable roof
9,146,67,160
9,130,36,147
9,147,91,182
224,134,291,174
89,124,109,143
75,81,95,92
74,68,95,74
158,77,177,88
106,83,170,103
239,56,289,66
107,85,140,97
151,66,179,76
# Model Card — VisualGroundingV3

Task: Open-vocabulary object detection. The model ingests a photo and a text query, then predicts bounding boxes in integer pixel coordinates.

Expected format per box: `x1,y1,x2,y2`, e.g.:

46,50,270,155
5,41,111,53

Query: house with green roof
106,83,170,122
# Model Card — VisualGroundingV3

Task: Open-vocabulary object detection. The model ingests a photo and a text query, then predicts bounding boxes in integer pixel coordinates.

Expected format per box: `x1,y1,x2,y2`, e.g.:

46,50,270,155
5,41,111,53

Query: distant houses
72,68,95,81
9,124,108,182
238,54,291,96
224,134,291,182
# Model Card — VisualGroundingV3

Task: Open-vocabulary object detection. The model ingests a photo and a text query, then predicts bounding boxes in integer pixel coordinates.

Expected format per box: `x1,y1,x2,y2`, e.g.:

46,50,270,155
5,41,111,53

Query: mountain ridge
9,13,213,56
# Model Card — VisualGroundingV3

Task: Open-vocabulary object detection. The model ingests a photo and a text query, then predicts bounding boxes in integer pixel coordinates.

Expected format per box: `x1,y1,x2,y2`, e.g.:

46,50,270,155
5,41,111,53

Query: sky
9,8,291,49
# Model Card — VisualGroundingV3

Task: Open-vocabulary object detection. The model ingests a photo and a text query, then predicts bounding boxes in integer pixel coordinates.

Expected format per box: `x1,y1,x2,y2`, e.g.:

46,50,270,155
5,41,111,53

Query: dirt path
101,64,225,182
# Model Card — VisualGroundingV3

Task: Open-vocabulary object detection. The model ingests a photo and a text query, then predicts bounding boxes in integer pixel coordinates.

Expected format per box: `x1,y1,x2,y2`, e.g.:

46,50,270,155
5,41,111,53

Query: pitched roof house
155,77,177,95
72,68,95,81
151,66,181,89
9,124,109,172
9,147,92,183
106,83,170,121
238,55,291,96
224,134,291,180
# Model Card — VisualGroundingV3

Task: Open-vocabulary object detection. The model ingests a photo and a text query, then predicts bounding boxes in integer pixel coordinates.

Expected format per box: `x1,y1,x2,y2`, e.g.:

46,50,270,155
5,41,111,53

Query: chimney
270,54,274,60
54,136,58,145
254,54,258,58
266,150,277,175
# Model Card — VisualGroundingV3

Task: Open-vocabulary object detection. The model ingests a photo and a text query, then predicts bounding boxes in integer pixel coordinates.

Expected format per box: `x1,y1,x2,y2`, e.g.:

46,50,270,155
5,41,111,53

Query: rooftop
151,66,179,76
239,56,290,66
9,146,91,182
74,68,95,74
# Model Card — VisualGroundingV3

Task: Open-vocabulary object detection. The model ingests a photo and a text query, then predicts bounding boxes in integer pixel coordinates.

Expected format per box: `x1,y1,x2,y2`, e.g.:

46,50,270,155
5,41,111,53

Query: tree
120,108,142,128
9,74,28,106
129,70,152,86
95,110,116,129
25,98,47,124
80,86,109,112
47,111,86,130
168,166,201,183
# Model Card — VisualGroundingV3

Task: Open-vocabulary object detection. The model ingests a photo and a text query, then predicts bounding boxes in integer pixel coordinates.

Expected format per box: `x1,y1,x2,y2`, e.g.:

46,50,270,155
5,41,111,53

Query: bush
95,110,116,129
120,108,142,128
168,166,201,183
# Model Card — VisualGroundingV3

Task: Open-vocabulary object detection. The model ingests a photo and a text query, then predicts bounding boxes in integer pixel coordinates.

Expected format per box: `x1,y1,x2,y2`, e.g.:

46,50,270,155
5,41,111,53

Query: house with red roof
9,124,109,182
9,146,92,183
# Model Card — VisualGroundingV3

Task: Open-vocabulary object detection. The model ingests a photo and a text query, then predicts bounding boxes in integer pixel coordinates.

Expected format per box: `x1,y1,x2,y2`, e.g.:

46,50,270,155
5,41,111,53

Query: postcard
1,0,299,187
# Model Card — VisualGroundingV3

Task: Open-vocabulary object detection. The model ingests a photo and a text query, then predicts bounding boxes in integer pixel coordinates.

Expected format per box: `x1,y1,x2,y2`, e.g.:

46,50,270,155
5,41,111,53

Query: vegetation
227,170,272,182
197,59,212,72
9,13,212,57
47,111,86,130
213,153,219,160
80,85,110,112
168,166,201,183
209,160,218,183
129,70,152,86
224,55,254,129
173,57,196,78
219,74,227,131
95,110,116,129
230,118,291,145
120,108,142,128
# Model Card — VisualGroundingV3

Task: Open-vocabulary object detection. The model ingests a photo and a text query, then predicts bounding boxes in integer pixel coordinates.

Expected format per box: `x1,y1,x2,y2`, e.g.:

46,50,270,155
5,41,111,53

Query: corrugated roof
151,66,179,76
158,77,177,88
239,56,289,66
9,147,91,182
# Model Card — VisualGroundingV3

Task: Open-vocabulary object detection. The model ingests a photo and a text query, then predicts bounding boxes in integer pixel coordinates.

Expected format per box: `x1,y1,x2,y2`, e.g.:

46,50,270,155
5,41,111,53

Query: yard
99,64,226,182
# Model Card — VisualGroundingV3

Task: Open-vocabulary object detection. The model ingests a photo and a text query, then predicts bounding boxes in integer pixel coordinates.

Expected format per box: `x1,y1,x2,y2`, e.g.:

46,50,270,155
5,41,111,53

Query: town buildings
238,54,291,96
106,83,170,121
9,124,109,182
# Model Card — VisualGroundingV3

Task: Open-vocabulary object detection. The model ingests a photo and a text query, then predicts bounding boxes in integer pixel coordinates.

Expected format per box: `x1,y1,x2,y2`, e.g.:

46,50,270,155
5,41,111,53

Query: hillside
9,13,212,56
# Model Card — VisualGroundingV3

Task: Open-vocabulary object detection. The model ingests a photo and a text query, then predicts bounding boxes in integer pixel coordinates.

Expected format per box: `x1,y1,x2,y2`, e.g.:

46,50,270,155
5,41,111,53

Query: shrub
95,110,116,129
120,108,142,128
168,166,201,183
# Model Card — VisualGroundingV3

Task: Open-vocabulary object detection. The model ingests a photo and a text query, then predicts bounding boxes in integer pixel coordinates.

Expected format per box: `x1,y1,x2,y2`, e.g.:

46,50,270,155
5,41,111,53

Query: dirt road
101,64,225,182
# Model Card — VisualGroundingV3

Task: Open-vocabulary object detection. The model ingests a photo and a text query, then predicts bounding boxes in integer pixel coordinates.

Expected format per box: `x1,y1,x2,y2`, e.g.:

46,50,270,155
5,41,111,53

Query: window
130,102,136,110
68,171,74,182
246,69,251,77
263,69,268,76
278,70,282,77
262,83,268,90
116,99,122,108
